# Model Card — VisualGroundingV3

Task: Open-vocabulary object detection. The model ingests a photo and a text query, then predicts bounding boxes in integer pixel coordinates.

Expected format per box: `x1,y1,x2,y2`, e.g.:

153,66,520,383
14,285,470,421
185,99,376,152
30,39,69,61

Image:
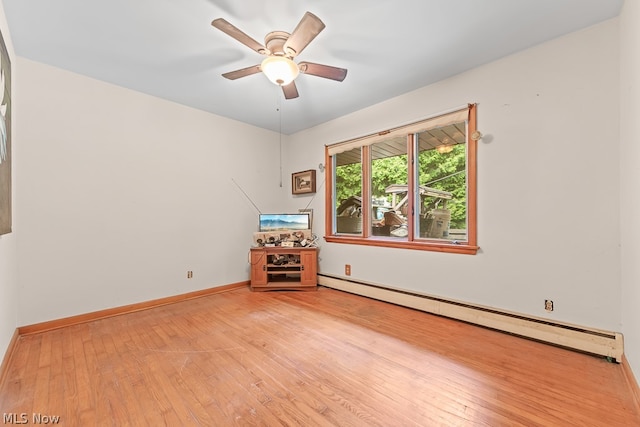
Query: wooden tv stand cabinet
250,247,317,291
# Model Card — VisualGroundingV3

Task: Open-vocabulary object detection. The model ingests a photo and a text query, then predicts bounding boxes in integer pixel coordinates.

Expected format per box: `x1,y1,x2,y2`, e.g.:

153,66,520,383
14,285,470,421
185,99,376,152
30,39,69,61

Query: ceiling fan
211,12,347,99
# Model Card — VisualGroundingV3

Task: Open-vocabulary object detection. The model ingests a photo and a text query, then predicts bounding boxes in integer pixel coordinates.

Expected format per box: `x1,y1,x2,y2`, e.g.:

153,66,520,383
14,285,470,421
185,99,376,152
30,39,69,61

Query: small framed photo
292,169,316,195
298,208,313,229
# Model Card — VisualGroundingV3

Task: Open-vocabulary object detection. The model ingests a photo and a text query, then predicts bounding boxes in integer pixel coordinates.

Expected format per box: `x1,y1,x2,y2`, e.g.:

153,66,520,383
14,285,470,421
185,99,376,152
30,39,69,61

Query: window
325,104,478,254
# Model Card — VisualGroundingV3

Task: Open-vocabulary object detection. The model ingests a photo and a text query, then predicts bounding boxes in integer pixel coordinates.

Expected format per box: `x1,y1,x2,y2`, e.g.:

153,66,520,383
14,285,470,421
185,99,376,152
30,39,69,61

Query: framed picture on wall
292,169,316,195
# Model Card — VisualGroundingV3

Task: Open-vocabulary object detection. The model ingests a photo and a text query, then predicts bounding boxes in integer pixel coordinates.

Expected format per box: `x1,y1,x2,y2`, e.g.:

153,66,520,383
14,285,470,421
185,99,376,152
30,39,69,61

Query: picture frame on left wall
0,28,12,236
292,169,316,195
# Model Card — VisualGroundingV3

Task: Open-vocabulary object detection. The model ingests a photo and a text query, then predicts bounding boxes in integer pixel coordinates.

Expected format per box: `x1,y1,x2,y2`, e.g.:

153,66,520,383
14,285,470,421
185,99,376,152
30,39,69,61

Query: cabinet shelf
266,264,302,269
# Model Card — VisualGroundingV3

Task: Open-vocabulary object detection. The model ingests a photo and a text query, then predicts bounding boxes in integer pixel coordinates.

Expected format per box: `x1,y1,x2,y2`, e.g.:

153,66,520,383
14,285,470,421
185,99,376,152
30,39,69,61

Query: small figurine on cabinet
272,254,286,265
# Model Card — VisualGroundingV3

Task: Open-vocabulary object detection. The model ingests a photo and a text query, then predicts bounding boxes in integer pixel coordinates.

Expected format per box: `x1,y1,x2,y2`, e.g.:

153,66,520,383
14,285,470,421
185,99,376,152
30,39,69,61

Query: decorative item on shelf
292,169,316,194
306,233,320,247
272,254,287,265
253,229,312,247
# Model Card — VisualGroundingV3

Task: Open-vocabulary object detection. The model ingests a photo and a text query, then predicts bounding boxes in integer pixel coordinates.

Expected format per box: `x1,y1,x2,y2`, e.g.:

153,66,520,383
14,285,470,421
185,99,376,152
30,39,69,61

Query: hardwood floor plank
1,287,638,426
45,330,65,423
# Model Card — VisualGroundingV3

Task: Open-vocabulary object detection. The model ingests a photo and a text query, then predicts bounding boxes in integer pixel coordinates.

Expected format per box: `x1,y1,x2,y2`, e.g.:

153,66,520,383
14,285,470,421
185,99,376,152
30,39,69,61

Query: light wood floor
1,287,639,426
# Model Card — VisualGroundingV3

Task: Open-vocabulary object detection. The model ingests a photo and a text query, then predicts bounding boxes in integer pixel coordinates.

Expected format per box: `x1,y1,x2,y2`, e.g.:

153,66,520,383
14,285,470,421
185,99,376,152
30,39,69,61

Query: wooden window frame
324,104,478,255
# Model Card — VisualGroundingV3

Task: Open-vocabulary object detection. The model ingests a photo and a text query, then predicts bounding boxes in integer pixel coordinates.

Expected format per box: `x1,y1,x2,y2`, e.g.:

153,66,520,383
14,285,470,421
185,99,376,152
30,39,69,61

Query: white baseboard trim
318,274,623,361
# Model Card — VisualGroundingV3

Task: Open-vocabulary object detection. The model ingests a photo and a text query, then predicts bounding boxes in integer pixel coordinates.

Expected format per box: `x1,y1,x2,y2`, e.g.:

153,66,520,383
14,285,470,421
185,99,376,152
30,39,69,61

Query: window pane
370,137,408,238
334,147,363,235
415,122,467,241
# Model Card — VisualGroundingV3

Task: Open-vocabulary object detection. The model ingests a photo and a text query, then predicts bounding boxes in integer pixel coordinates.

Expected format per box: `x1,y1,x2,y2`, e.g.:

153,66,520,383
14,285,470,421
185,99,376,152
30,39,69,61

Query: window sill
324,235,479,255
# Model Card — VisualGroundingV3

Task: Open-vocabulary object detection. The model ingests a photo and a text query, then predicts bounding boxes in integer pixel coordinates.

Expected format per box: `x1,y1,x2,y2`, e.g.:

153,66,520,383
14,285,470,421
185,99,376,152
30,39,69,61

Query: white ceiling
3,0,623,135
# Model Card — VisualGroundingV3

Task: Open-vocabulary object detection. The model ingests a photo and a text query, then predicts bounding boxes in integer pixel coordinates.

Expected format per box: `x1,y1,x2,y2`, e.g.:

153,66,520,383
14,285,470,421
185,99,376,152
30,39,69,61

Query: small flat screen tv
259,213,310,232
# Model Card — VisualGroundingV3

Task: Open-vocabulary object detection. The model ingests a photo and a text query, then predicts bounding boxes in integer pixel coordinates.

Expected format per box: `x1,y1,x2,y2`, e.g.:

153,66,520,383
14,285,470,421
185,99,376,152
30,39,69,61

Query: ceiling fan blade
299,62,347,82
283,12,325,58
282,81,299,99
211,18,269,55
222,64,262,80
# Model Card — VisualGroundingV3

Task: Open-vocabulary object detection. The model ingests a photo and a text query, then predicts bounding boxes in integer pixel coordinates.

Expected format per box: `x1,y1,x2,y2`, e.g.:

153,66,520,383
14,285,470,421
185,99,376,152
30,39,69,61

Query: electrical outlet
544,299,554,312
345,264,351,276
187,271,193,279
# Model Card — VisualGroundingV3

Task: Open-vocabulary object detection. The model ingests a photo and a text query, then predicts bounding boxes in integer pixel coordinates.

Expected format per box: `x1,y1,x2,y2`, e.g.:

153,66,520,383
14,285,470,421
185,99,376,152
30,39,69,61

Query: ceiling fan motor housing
264,31,291,57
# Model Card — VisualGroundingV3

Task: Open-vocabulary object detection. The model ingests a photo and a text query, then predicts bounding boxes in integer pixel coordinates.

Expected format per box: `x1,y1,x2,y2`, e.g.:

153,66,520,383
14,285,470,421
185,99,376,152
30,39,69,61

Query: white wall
0,0,18,361
15,58,285,326
620,0,640,379
286,19,622,331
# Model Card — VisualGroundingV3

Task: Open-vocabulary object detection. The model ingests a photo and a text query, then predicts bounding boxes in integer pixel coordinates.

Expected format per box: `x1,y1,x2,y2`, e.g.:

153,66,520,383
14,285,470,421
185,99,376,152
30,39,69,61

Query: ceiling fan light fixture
261,56,299,86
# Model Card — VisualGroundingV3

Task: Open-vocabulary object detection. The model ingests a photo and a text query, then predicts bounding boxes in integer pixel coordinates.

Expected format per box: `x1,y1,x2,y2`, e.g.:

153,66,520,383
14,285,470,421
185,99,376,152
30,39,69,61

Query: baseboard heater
318,274,623,361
